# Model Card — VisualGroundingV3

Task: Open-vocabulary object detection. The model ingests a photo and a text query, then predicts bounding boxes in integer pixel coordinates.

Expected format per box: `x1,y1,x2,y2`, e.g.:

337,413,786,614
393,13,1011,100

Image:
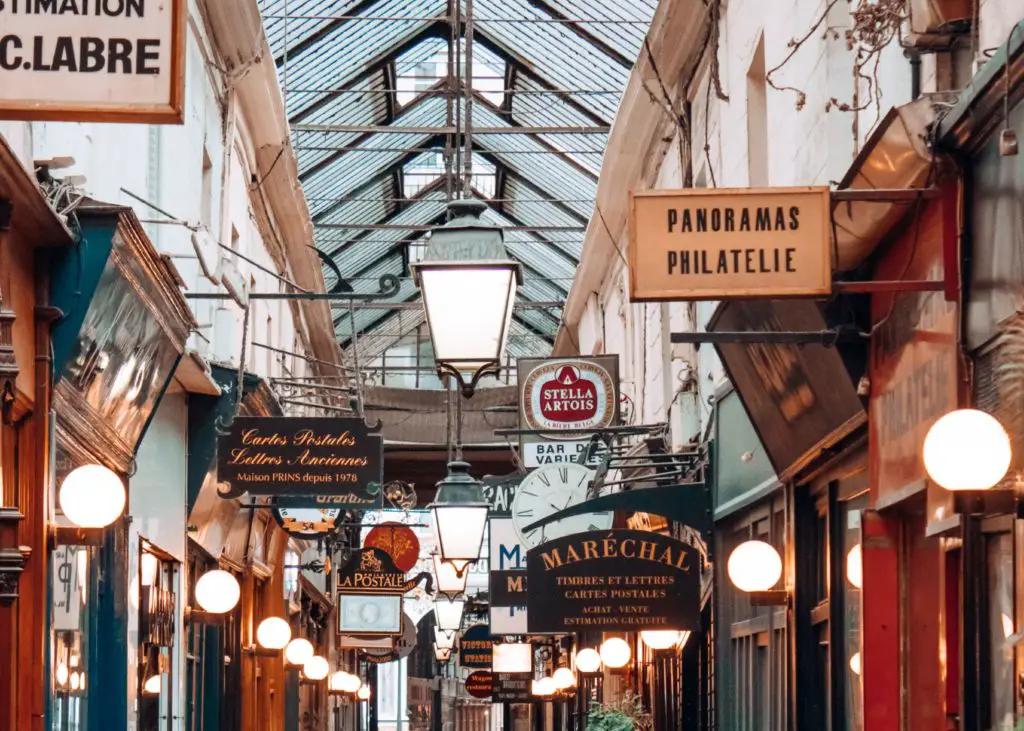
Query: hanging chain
348,298,364,417
446,376,455,463
235,303,252,415
455,389,464,461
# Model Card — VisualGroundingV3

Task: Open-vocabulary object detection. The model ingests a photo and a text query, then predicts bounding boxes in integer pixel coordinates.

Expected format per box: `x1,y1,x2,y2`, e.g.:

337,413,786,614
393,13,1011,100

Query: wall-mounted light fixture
727,540,787,606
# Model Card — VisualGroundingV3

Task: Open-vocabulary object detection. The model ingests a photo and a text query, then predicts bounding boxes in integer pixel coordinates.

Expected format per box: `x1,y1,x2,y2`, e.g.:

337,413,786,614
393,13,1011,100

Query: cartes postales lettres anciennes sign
629,187,831,301
525,530,700,634
217,417,383,503
0,0,186,123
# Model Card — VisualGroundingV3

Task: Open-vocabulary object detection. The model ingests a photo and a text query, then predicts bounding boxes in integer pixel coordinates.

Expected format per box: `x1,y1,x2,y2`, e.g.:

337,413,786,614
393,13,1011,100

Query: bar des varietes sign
629,187,831,301
217,416,383,502
526,530,700,634
0,0,186,123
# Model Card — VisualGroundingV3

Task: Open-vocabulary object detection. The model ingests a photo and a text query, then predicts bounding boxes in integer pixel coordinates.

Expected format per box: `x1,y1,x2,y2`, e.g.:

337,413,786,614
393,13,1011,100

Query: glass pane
841,493,868,731
987,532,1015,729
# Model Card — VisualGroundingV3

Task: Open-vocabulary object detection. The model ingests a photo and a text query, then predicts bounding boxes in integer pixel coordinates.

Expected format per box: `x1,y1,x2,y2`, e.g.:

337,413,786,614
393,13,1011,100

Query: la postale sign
217,416,383,501
628,187,831,301
526,530,700,634
0,0,186,123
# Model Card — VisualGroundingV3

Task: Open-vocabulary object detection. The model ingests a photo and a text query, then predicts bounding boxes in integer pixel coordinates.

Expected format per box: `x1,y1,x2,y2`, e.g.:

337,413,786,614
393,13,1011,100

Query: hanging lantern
429,462,488,576
433,595,466,632
433,552,470,597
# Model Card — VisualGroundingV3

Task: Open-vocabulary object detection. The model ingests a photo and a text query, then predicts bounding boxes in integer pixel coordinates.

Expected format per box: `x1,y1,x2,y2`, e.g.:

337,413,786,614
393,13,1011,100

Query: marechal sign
517,356,619,469
526,530,700,634
628,187,831,301
0,0,186,124
217,416,383,502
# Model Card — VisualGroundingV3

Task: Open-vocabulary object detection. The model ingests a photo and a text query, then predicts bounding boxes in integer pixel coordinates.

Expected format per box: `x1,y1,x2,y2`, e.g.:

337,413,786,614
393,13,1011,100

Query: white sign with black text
488,518,527,635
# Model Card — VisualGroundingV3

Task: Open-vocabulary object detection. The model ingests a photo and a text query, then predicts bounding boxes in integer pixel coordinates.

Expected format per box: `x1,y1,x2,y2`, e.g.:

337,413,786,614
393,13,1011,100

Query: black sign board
482,473,522,516
492,673,532,703
525,530,700,634
217,416,383,501
490,570,527,606
459,624,494,668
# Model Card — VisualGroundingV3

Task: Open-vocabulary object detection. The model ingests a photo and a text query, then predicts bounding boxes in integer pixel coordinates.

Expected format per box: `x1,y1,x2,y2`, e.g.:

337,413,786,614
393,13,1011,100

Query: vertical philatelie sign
517,356,619,468
525,530,700,634
628,187,831,301
0,0,186,123
217,416,383,502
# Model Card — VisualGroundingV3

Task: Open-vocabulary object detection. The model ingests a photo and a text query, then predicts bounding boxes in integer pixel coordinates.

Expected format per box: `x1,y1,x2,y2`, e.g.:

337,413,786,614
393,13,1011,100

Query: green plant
586,692,653,731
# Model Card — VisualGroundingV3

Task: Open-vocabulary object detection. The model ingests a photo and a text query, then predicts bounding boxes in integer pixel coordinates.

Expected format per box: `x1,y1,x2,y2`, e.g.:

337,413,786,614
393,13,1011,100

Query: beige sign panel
628,187,832,301
0,0,185,123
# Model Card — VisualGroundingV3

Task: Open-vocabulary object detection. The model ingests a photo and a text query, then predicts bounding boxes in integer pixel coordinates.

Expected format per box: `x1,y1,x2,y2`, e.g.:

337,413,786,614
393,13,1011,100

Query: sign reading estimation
0,0,186,123
217,416,383,501
526,530,700,634
628,187,831,301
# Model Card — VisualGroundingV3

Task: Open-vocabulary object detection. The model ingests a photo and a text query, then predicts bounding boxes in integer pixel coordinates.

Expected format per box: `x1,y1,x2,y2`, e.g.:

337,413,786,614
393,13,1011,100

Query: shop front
0,132,75,731
45,199,195,730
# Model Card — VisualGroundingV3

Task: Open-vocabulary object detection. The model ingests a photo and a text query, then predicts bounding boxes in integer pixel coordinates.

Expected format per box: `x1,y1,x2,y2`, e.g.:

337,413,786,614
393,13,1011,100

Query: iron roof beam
476,155,590,226
316,223,584,232
291,123,610,134
525,0,635,70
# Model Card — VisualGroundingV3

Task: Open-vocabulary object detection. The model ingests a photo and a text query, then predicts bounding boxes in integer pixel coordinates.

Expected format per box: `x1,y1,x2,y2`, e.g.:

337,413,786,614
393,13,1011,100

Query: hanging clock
272,506,341,539
511,463,612,549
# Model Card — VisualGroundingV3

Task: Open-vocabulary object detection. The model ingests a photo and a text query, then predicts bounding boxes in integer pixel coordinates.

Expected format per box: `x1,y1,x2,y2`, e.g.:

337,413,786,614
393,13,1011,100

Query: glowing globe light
340,673,362,694
727,540,783,592
357,684,372,701
256,617,292,650
303,655,330,681
143,674,161,695
55,663,69,687
849,652,861,676
69,672,81,691
599,638,631,669
194,570,240,614
328,671,348,693
575,648,601,673
923,409,1012,491
640,630,688,650
284,638,314,666
552,667,576,690
533,677,557,697
846,545,863,590
59,464,126,528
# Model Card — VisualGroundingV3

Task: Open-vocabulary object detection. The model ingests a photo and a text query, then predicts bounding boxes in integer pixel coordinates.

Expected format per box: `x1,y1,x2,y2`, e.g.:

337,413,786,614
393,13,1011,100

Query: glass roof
257,0,657,360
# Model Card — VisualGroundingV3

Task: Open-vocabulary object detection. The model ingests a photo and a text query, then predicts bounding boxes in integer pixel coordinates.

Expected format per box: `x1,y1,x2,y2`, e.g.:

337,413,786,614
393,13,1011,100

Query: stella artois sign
517,357,620,468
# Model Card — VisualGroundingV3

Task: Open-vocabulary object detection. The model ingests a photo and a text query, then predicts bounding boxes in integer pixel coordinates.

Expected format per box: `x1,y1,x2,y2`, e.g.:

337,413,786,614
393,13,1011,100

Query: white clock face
276,508,341,538
511,463,613,548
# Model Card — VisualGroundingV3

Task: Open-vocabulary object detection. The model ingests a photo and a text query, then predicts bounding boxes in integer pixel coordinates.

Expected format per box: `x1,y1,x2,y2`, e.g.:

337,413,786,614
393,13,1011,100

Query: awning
173,349,221,396
833,97,939,271
0,132,74,248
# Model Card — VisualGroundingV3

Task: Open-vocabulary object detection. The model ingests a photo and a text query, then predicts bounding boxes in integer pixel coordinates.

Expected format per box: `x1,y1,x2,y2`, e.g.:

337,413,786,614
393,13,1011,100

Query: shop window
985,527,1015,729
138,544,178,731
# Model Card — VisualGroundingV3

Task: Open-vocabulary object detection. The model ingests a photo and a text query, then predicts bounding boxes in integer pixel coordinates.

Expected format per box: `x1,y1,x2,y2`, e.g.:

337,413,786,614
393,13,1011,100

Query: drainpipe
905,48,922,101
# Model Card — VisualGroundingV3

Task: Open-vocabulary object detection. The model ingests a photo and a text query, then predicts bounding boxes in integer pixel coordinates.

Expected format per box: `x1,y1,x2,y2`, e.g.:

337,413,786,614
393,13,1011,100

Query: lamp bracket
51,525,105,548
436,361,501,399
184,607,228,625
749,590,789,607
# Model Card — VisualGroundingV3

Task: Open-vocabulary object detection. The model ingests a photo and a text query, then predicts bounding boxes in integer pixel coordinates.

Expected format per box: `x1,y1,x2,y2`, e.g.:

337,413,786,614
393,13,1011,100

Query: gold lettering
602,539,616,558
565,545,581,563
541,549,563,570
582,541,600,560
621,539,636,558
638,541,657,561
657,546,675,566
507,575,524,592
675,550,691,572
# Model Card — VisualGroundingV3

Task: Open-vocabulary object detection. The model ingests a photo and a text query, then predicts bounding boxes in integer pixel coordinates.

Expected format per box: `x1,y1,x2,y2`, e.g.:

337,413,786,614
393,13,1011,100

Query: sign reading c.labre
0,0,186,123
628,187,831,301
525,530,701,634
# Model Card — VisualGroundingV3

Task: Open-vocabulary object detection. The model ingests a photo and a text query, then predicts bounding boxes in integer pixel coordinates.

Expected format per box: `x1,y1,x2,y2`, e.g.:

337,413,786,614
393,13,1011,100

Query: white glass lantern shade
284,638,314,666
434,627,457,651
849,652,861,675
303,656,330,681
574,648,601,673
69,672,82,692
599,638,631,669
640,630,688,651
328,671,348,693
430,462,489,575
846,545,863,590
56,663,69,687
923,409,1012,491
357,684,372,701
59,464,126,528
194,570,240,614
142,674,161,695
412,198,522,380
434,644,453,662
433,553,470,597
433,596,466,632
341,673,362,694
257,617,292,650
552,667,576,690
727,540,783,593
